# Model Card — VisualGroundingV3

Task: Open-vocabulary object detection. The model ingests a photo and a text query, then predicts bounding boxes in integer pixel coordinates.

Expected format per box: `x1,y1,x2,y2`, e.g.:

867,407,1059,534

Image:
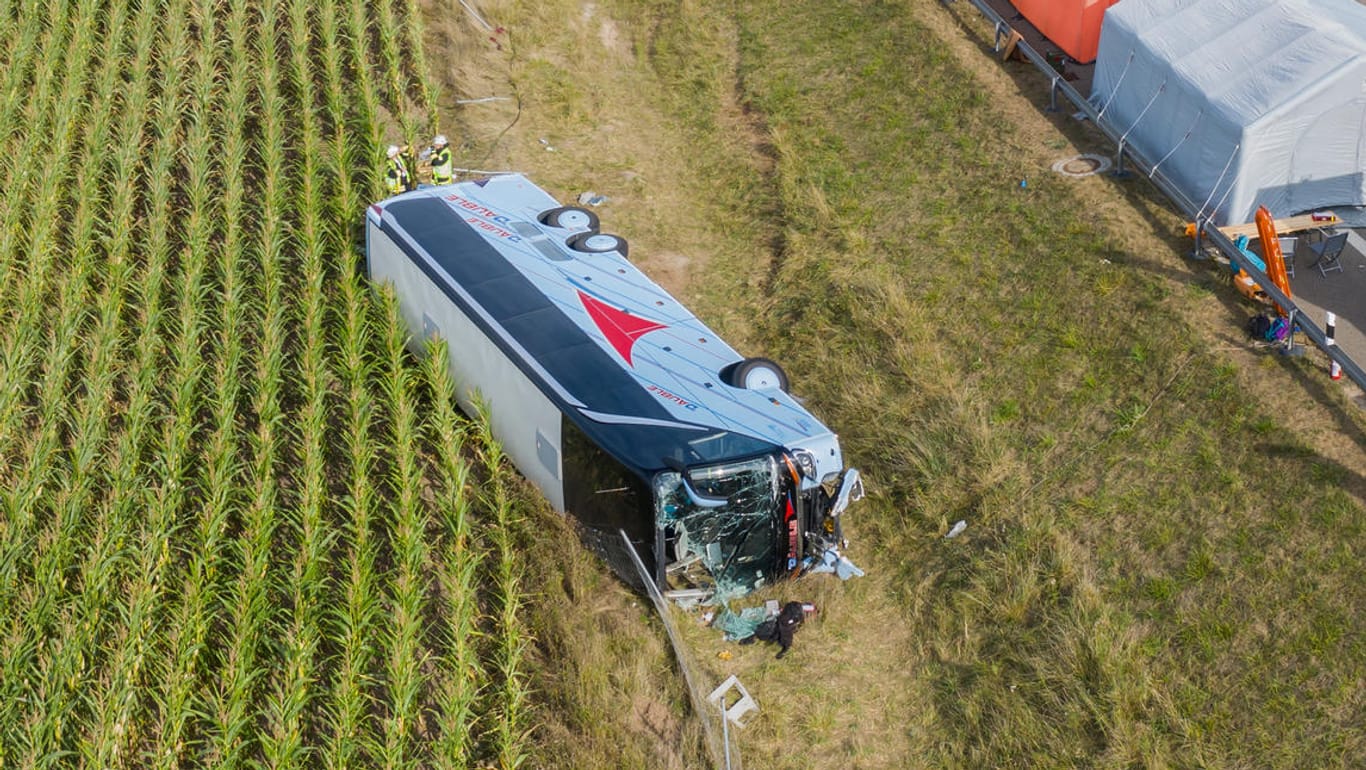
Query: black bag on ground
738,601,806,658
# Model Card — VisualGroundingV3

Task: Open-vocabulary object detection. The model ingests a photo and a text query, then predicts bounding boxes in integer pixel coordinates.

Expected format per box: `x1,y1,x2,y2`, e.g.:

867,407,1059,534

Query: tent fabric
1009,0,1121,63
1089,0,1366,226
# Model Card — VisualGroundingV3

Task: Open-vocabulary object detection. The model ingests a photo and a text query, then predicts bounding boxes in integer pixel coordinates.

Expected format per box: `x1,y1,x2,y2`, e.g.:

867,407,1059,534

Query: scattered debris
946,520,967,539
711,605,768,641
577,191,609,206
708,675,758,728
455,95,513,105
806,547,865,579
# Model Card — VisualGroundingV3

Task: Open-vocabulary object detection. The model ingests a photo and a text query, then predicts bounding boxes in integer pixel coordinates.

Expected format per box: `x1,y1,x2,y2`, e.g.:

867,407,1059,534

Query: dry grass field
432,1,1366,767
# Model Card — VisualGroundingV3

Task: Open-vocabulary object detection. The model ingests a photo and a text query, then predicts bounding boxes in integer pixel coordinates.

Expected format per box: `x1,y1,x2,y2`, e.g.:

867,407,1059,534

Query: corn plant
373,0,415,142
399,0,437,133
0,0,97,573
374,288,430,770
468,403,531,770
0,0,550,764
321,272,384,770
25,0,143,758
0,0,110,756
422,341,484,770
137,0,247,764
199,0,290,760
256,0,339,763
0,0,52,294
343,0,387,185
83,0,218,758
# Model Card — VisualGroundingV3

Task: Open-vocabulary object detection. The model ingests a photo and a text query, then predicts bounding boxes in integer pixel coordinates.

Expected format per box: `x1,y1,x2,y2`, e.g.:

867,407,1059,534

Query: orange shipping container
1009,0,1121,64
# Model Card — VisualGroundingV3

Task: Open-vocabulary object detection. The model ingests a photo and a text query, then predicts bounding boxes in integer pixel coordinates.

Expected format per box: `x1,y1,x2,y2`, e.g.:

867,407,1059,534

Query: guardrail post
1326,312,1342,380
1190,217,1207,260
1048,76,1061,112
1279,308,1304,357
1112,140,1132,178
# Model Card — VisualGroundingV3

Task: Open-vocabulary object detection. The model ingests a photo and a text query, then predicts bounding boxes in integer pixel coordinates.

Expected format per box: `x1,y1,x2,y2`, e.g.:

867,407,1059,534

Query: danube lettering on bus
646,384,699,410
446,194,512,225
464,216,521,242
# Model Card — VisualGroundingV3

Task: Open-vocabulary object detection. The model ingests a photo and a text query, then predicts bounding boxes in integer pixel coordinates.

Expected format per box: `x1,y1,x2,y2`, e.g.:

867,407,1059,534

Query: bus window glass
654,455,782,595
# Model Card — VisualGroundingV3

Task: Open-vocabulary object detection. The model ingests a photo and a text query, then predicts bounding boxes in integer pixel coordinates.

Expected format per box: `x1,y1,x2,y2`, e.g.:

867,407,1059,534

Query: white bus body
365,174,861,596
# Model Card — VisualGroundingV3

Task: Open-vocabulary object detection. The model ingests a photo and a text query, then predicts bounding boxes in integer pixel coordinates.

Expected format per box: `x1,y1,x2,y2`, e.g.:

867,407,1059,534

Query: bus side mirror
662,457,729,509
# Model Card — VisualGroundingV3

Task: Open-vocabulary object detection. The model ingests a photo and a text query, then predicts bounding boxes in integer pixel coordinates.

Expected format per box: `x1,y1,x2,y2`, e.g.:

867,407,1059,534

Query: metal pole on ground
1326,312,1342,380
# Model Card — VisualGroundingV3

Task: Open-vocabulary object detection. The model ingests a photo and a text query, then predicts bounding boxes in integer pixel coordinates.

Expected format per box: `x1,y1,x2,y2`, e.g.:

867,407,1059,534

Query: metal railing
944,0,1366,391
621,531,742,770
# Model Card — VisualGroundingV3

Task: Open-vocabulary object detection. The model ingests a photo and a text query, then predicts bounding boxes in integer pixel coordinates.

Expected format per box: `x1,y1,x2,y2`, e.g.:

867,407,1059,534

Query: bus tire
538,206,599,231
567,232,629,258
723,357,789,392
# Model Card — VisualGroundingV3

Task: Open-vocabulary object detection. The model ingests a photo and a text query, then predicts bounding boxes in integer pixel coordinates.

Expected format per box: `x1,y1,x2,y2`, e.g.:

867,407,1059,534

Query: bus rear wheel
723,357,789,392
538,206,600,231
567,232,629,258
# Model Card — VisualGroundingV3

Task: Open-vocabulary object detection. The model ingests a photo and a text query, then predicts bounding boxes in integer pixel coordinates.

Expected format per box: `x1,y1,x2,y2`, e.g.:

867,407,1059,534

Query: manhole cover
1051,153,1112,177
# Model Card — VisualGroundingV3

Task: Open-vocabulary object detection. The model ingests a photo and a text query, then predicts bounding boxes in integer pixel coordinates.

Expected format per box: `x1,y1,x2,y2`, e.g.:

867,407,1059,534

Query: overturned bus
365,173,862,599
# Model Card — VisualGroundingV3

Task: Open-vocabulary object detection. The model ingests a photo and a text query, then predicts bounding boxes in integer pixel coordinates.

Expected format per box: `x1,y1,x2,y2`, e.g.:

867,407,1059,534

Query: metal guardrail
621,530,741,770
944,0,1366,392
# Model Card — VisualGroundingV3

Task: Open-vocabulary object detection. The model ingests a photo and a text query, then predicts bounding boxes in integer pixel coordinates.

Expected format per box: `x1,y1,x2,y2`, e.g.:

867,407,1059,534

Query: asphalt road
1278,227,1366,395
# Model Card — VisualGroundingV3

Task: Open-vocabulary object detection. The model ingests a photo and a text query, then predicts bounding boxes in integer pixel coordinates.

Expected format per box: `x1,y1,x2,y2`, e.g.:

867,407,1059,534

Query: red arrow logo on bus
577,289,666,367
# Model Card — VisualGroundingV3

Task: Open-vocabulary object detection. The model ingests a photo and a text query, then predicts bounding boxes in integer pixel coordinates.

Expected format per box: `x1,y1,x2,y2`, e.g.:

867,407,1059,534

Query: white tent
1090,0,1366,226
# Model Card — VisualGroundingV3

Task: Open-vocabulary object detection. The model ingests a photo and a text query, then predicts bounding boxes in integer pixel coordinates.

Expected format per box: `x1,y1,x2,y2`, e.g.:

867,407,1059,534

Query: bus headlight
792,449,818,480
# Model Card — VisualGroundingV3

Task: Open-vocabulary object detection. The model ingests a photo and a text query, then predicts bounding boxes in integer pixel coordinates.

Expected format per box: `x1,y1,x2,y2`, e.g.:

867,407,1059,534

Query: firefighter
401,144,419,191
429,134,453,185
384,144,410,196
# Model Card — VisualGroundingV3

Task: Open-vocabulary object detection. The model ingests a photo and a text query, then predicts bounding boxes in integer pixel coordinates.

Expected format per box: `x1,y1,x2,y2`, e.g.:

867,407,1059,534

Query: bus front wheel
723,357,789,392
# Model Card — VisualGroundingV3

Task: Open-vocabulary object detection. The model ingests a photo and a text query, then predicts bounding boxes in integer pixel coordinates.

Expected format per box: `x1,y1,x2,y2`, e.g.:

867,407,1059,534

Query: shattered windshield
654,454,783,596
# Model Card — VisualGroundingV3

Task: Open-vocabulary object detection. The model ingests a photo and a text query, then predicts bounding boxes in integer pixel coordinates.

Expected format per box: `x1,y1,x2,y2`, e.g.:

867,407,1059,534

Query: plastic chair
1307,230,1348,276
1276,236,1297,278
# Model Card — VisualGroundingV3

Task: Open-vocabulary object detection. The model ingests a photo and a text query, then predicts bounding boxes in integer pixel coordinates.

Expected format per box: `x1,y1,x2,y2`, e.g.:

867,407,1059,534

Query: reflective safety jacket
385,156,409,195
431,145,453,185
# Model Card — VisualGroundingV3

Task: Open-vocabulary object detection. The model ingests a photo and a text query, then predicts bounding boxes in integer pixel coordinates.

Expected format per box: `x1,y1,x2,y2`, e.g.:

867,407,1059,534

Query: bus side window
561,416,650,537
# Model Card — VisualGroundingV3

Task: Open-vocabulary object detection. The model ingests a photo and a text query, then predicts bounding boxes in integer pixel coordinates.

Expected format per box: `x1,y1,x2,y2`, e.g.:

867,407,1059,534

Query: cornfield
0,0,530,766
